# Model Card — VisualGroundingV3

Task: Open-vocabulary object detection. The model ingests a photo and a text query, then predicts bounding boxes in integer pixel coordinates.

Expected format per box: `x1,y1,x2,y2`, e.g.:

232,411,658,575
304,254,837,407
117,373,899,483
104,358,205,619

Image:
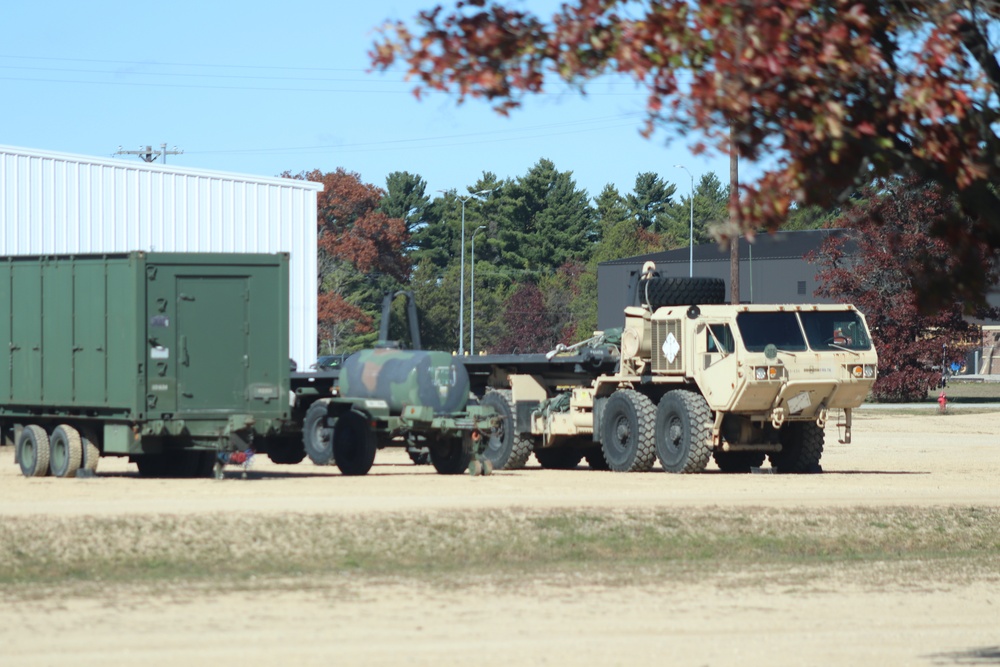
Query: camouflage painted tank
339,348,471,416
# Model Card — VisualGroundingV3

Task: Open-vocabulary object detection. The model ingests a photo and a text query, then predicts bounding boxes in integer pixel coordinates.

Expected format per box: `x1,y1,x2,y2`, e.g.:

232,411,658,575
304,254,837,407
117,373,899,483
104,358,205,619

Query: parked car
311,354,349,371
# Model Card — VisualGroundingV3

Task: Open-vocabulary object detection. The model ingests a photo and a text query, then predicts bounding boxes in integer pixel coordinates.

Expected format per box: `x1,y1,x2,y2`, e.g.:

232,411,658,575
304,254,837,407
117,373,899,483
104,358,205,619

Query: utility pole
114,143,184,164
729,123,740,305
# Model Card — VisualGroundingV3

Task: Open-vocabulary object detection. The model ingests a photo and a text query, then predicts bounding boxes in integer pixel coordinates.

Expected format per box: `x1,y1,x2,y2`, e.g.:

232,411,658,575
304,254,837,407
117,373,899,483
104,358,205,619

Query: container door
174,276,249,413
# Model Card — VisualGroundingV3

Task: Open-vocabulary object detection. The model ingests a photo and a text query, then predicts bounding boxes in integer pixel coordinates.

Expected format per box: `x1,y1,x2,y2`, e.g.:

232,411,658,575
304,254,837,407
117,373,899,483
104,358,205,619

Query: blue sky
1,1,736,200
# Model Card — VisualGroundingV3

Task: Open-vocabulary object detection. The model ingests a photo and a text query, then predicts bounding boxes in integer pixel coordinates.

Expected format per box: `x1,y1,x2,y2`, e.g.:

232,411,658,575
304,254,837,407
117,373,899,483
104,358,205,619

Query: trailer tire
655,390,713,473
639,277,726,309
17,425,50,478
49,425,83,478
480,389,534,470
79,428,100,473
770,422,824,473
267,437,307,464
534,446,584,470
712,450,766,473
303,400,335,466
333,411,377,476
429,434,474,475
600,390,657,472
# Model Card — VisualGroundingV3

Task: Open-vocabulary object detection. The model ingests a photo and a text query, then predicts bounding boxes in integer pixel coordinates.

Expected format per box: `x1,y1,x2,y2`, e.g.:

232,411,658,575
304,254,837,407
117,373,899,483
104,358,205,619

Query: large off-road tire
429,434,474,475
639,277,726,309
712,450,766,473
534,446,584,470
770,422,825,473
600,390,657,472
79,428,100,473
332,411,377,476
303,400,335,466
480,389,534,470
583,445,610,470
17,425,50,478
49,425,83,478
655,390,713,473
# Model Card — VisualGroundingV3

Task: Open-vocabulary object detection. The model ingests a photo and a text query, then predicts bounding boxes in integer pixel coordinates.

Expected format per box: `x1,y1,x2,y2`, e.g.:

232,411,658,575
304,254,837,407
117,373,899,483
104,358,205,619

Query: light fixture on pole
470,225,487,355
673,164,695,277
439,187,495,355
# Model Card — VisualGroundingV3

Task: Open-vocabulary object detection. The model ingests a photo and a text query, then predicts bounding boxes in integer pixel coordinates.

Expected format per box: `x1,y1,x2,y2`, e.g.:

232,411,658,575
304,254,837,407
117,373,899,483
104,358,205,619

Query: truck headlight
754,366,781,381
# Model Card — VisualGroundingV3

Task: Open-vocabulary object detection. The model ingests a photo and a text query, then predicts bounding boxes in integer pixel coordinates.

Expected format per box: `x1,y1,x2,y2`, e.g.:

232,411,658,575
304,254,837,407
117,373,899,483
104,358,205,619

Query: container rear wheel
429,434,473,475
333,411,377,476
17,425,51,478
49,425,83,478
600,390,656,472
79,428,100,473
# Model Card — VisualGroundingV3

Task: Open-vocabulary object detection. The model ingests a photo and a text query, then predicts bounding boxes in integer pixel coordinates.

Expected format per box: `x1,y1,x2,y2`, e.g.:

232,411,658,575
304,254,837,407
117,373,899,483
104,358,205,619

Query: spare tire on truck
636,277,726,309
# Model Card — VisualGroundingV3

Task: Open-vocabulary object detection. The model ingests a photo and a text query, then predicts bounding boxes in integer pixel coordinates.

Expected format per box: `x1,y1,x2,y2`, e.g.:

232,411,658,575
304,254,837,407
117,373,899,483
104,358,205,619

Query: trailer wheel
655,390,713,473
600,390,656,472
267,437,307,465
49,425,83,478
333,411,377,476
17,425,51,478
770,422,824,473
480,389,534,470
303,401,335,466
712,450,766,473
429,433,474,475
79,428,100,473
534,446,584,470
639,277,726,308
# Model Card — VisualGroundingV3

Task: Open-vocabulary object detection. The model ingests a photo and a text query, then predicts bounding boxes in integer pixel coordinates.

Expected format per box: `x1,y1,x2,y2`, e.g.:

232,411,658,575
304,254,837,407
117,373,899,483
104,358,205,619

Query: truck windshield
736,312,808,352
799,310,873,351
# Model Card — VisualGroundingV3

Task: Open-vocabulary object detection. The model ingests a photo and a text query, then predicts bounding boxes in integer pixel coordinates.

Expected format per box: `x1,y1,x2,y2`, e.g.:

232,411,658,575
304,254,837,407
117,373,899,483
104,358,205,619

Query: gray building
1,145,322,368
597,229,850,330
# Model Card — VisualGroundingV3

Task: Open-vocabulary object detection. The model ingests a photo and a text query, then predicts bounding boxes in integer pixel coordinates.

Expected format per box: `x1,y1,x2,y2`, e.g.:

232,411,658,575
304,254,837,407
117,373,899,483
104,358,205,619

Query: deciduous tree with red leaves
283,169,411,351
371,1,1000,306
811,177,1000,402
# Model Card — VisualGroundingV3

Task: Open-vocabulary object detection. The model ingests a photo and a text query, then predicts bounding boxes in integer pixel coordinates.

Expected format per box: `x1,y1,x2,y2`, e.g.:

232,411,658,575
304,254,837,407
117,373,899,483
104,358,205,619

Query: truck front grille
651,319,683,373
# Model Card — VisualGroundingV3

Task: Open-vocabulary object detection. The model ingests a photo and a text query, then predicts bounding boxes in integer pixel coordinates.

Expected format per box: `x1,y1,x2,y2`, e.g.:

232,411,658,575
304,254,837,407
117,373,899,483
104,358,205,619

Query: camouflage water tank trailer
301,347,497,476
464,263,878,473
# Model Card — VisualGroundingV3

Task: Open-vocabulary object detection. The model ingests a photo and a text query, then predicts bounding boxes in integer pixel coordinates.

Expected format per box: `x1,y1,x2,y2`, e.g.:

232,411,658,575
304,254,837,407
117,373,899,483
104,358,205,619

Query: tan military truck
465,263,878,473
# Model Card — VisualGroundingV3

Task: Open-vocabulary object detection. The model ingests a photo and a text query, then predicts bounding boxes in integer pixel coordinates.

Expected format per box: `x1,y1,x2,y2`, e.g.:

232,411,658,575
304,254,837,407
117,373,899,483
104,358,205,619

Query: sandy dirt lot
1,408,999,666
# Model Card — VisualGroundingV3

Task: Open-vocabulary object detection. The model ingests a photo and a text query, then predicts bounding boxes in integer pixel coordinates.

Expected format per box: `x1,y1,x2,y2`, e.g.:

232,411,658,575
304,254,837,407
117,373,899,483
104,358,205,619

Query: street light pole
470,225,487,355
440,187,495,355
674,164,695,277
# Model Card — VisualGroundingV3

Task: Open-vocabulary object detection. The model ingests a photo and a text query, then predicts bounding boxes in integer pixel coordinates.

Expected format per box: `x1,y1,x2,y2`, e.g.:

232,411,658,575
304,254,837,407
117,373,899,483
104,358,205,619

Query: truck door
698,321,740,410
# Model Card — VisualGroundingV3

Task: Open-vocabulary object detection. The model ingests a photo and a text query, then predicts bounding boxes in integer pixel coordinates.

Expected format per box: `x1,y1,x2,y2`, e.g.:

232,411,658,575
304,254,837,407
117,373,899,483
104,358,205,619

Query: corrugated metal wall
0,145,321,368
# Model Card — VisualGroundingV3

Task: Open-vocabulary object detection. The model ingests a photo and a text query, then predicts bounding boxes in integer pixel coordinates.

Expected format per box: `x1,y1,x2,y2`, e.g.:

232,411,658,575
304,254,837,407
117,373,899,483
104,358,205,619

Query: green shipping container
0,252,291,475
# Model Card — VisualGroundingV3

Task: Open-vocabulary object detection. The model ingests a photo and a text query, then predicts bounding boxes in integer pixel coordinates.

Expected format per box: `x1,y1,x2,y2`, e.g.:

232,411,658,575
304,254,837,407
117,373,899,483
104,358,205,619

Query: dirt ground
1,408,999,666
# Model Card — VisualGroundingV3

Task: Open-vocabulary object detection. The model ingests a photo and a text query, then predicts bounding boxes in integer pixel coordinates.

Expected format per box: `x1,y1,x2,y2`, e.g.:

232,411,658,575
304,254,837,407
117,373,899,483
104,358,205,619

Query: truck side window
707,324,735,354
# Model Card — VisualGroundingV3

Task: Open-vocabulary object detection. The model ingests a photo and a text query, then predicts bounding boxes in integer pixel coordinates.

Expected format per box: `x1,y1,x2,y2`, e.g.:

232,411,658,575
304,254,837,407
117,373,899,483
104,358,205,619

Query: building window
797,281,806,295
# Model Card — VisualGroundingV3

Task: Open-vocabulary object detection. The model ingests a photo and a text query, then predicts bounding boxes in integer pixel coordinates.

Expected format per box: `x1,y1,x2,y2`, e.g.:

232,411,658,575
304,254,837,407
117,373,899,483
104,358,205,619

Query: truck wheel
49,425,83,478
17,425,51,477
600,390,656,472
333,411,377,476
639,277,726,308
429,434,474,475
583,446,611,470
770,422,824,473
712,450,766,473
480,389,534,470
655,390,713,473
303,401,335,466
534,446,584,469
79,428,100,473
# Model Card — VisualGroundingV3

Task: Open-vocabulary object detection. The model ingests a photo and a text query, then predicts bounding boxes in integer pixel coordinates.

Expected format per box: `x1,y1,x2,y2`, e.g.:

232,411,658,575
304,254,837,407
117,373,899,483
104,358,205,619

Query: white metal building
0,145,322,368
